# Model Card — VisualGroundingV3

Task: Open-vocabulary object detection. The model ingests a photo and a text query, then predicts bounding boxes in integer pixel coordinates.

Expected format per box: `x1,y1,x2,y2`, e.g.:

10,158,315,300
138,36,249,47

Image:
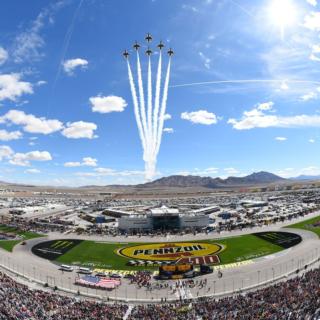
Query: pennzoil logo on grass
117,242,223,261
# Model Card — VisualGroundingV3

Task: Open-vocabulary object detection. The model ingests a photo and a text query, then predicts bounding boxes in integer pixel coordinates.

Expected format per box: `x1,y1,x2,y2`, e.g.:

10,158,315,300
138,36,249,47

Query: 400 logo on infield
117,242,224,265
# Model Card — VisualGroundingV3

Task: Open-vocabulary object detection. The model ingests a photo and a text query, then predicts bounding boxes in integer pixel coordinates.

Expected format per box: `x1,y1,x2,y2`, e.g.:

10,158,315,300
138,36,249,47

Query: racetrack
30,231,301,271
0,217,319,302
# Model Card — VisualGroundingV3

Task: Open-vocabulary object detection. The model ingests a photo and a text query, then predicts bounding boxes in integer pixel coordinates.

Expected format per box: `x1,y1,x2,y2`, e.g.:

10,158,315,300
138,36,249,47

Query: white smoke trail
46,0,83,117
155,58,171,156
147,56,153,152
126,47,171,181
127,60,146,155
169,79,320,88
136,52,148,142
152,51,162,155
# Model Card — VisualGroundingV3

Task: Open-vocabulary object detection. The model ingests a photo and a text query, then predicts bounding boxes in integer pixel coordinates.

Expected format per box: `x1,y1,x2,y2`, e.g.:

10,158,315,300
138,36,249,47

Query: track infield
0,225,44,252
286,214,320,237
31,231,302,271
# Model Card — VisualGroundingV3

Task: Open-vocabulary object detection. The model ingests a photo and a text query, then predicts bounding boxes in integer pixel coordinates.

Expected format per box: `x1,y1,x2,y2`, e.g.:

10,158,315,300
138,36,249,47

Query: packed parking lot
0,188,319,238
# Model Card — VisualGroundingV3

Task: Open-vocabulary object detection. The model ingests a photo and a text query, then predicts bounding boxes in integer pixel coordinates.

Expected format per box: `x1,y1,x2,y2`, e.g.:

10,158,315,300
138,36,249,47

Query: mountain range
291,175,320,181
4,171,319,189
138,171,285,189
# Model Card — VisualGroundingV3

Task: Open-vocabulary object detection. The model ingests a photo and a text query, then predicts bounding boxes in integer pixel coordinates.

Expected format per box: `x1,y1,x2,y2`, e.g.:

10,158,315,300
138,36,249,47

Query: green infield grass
53,233,287,270
0,225,44,252
286,215,320,237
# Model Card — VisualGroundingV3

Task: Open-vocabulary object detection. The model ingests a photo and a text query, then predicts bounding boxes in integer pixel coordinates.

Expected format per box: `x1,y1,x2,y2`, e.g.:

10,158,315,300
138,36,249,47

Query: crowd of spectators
129,268,320,319
0,273,127,320
129,271,152,288
0,266,320,319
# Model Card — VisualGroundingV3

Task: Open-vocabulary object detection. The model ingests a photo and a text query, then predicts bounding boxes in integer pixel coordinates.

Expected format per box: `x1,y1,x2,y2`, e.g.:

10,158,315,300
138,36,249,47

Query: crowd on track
0,266,320,320
129,271,152,288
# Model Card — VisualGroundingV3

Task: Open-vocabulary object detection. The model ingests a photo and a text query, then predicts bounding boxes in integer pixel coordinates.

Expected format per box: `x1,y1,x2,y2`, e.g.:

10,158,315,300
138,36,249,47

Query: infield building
118,205,210,232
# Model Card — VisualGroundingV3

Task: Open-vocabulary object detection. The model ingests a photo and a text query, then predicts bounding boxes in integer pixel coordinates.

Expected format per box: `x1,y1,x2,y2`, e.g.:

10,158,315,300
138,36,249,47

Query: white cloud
25,168,40,174
63,58,88,75
181,110,218,125
75,168,144,177
275,136,287,141
0,110,63,134
276,167,320,178
276,167,295,178
301,91,317,101
64,161,81,167
0,130,22,141
309,138,316,143
0,47,8,65
176,171,191,176
94,167,115,174
193,167,219,175
0,74,33,102
304,11,320,31
306,0,317,6
89,95,127,113
203,167,219,174
199,52,211,69
0,110,98,140
309,44,320,61
9,150,52,166
182,4,199,12
280,81,289,90
163,113,172,121
36,80,47,86
0,146,14,161
163,127,174,133
257,101,274,111
64,157,98,168
62,121,97,139
224,167,239,175
228,103,320,130
175,167,219,177
12,2,65,63
301,166,320,175
82,157,97,167
12,22,44,63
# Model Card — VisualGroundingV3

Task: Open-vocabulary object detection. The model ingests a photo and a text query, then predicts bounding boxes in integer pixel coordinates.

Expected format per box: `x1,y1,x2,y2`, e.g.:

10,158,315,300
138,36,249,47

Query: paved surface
0,212,319,303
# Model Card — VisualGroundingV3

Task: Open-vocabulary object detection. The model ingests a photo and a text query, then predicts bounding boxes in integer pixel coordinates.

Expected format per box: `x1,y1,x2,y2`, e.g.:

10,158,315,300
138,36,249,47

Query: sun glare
267,0,297,38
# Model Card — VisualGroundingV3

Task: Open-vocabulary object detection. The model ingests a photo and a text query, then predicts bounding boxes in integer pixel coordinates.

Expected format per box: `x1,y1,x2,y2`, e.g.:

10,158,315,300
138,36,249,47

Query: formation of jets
123,50,129,59
157,40,164,50
133,41,140,51
122,33,174,59
145,32,152,42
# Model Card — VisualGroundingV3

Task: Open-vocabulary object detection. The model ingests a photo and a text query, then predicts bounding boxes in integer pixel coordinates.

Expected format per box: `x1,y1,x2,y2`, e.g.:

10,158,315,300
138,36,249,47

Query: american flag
76,276,121,289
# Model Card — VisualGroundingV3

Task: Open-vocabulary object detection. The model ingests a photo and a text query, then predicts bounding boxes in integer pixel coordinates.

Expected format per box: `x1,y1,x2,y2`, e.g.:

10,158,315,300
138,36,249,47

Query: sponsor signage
177,255,220,265
117,242,223,262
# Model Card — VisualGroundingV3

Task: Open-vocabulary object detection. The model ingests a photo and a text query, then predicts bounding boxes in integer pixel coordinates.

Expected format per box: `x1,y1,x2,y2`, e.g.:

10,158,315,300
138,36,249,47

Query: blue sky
1,0,320,186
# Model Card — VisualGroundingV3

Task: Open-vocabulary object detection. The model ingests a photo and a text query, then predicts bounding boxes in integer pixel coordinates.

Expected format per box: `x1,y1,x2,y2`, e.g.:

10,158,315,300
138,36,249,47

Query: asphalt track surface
0,212,320,303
